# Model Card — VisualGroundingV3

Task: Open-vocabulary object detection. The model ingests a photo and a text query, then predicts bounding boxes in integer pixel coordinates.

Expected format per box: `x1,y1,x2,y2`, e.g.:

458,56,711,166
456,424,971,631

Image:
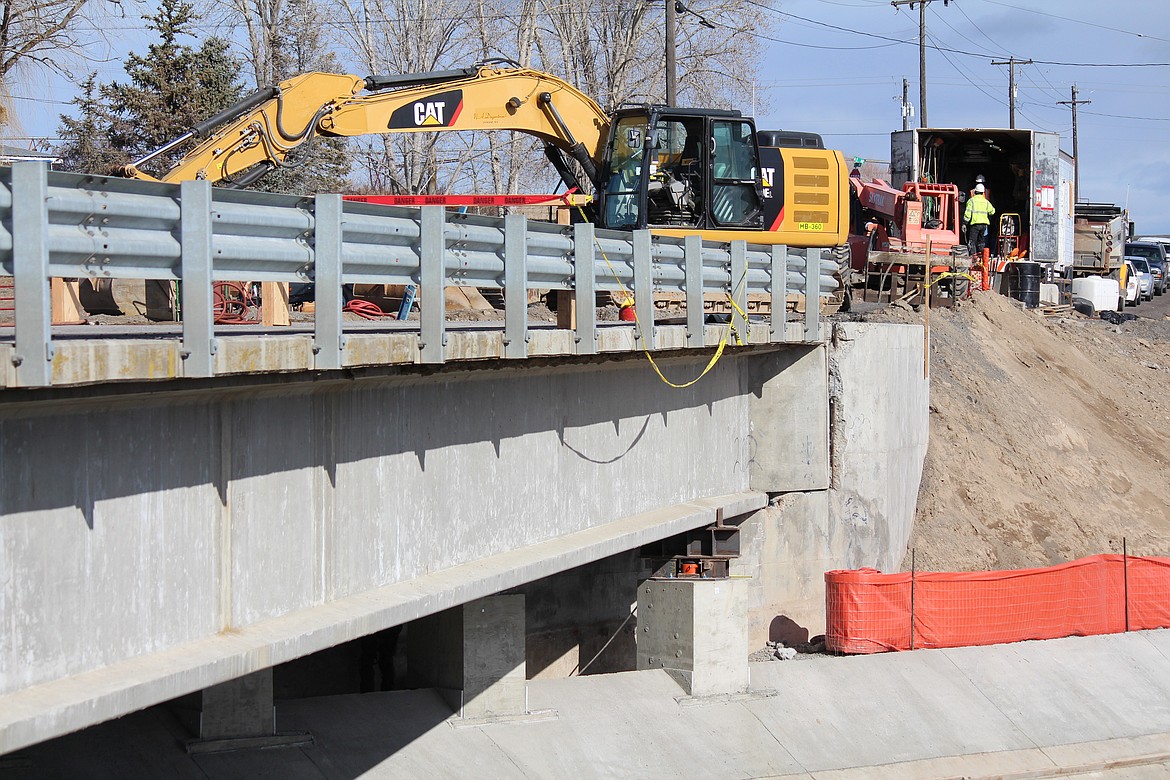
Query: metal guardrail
0,162,838,387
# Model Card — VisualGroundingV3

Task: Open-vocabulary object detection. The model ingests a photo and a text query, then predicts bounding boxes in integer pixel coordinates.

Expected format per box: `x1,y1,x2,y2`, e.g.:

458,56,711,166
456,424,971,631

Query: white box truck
890,128,1074,268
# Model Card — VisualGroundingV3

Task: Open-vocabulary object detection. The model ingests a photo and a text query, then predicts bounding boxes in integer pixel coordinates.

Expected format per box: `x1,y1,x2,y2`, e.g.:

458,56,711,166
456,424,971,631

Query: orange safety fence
825,554,1170,654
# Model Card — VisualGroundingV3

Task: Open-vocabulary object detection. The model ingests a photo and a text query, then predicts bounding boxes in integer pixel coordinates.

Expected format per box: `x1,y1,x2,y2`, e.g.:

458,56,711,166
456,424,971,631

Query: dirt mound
859,292,1170,572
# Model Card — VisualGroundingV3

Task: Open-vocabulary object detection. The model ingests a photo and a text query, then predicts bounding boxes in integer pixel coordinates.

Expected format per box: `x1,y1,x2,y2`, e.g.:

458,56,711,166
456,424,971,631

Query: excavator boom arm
127,63,611,188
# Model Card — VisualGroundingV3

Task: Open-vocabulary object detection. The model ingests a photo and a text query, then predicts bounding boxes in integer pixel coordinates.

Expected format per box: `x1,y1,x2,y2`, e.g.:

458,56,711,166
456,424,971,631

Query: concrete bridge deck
0,318,821,389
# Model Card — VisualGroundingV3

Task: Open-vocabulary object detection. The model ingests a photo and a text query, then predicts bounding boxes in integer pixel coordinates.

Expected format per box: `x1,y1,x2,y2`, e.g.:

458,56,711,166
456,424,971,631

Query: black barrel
1007,262,1042,308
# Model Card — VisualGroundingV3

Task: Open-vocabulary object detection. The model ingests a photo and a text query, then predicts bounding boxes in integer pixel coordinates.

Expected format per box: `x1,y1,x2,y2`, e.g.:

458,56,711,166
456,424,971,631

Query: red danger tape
344,190,590,208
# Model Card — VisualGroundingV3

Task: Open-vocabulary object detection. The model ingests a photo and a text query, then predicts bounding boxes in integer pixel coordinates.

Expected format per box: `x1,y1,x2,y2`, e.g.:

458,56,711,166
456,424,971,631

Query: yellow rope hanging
574,205,746,389
924,270,979,289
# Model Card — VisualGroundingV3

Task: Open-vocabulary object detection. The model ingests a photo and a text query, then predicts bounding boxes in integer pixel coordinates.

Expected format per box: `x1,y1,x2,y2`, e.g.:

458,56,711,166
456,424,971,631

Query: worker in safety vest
964,182,995,257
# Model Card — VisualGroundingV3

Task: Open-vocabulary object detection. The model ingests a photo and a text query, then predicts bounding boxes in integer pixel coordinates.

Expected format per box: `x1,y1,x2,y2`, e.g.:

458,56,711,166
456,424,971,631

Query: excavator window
601,110,763,232
646,118,703,227
604,116,649,229
711,120,762,228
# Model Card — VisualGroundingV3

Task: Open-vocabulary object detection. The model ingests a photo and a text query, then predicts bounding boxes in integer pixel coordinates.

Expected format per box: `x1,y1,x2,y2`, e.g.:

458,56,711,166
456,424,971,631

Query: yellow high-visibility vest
964,194,995,226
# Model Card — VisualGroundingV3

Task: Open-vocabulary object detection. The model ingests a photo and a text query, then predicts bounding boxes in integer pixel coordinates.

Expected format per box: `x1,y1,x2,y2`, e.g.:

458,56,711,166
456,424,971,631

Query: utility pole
902,77,911,130
890,0,950,128
1058,84,1091,203
991,56,1033,128
665,0,677,106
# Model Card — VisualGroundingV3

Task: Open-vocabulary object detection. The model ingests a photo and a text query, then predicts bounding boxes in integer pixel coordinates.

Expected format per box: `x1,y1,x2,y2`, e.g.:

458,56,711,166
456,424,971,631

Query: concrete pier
408,596,528,719
636,578,749,697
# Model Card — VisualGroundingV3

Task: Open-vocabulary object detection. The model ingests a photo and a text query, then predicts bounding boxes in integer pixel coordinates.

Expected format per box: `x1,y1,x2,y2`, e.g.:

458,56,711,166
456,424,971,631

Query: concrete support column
185,669,312,754
200,669,274,740
637,579,749,697
409,594,527,719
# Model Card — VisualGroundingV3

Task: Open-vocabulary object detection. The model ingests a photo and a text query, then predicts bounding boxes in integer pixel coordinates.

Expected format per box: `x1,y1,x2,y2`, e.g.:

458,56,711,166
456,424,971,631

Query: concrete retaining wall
737,322,929,646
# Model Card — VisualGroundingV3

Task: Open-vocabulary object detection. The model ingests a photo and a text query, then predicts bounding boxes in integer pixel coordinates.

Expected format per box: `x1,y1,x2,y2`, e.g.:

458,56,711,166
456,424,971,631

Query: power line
1019,71,1064,104
980,0,1170,44
932,6,1002,58
927,28,1052,132
58,2,1170,74
7,94,74,106
927,32,1006,107
1031,59,1170,68
952,2,1005,55
749,2,918,46
705,15,902,51
1080,111,1170,122
760,3,1170,67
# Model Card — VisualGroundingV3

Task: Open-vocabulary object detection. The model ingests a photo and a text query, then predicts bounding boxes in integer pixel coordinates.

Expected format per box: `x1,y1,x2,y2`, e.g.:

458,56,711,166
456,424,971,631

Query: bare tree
669,0,767,111
527,0,765,112
0,0,118,130
0,0,95,81
222,0,286,87
201,0,336,87
328,0,476,194
532,0,653,112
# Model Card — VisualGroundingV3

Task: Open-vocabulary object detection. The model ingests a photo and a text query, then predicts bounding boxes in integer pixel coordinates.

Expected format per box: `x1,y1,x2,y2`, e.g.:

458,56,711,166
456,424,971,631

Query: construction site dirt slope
857,291,1170,573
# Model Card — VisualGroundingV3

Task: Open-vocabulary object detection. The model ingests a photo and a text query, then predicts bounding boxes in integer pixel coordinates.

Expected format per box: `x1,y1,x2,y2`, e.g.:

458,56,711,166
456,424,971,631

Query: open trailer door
889,130,916,189
1030,130,1062,265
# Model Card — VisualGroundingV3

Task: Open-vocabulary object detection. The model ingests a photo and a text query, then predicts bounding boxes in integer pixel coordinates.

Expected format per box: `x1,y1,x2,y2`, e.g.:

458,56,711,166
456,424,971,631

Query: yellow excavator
122,59,849,251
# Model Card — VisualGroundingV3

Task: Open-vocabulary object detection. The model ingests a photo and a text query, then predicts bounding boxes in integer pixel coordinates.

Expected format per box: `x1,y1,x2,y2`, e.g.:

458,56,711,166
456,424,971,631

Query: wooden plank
261,281,290,326
556,291,577,330
50,278,85,324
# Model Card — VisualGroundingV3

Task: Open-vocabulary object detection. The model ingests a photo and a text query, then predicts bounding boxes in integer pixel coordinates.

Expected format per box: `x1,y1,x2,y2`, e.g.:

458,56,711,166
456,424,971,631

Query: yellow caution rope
924,270,978,289
576,205,745,388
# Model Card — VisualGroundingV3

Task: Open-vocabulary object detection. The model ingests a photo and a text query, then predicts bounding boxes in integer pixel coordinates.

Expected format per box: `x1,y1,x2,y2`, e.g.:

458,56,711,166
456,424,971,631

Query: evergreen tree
55,0,245,178
55,75,124,175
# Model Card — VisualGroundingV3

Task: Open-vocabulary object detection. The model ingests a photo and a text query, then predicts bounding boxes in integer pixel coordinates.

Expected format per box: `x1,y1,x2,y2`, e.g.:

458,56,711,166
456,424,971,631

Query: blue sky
7,0,1169,233
754,0,1170,234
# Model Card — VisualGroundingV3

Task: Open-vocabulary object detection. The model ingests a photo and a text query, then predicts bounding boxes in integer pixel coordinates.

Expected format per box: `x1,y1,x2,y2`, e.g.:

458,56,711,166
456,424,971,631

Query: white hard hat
974,183,985,193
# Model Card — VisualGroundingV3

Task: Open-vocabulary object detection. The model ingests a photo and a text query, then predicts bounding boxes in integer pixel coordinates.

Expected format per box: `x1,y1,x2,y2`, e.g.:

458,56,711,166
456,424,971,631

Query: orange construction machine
847,175,970,304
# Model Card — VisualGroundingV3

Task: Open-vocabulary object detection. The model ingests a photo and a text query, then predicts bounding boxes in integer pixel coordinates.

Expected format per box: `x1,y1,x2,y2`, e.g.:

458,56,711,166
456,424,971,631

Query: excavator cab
599,107,764,232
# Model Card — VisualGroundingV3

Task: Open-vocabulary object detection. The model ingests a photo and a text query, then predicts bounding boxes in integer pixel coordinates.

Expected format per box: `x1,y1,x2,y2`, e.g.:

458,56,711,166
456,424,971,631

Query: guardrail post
805,247,821,342
11,162,53,387
730,240,748,342
313,193,345,370
633,230,653,349
504,214,528,359
419,206,446,364
684,235,704,348
180,180,216,377
573,222,597,355
771,244,788,343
